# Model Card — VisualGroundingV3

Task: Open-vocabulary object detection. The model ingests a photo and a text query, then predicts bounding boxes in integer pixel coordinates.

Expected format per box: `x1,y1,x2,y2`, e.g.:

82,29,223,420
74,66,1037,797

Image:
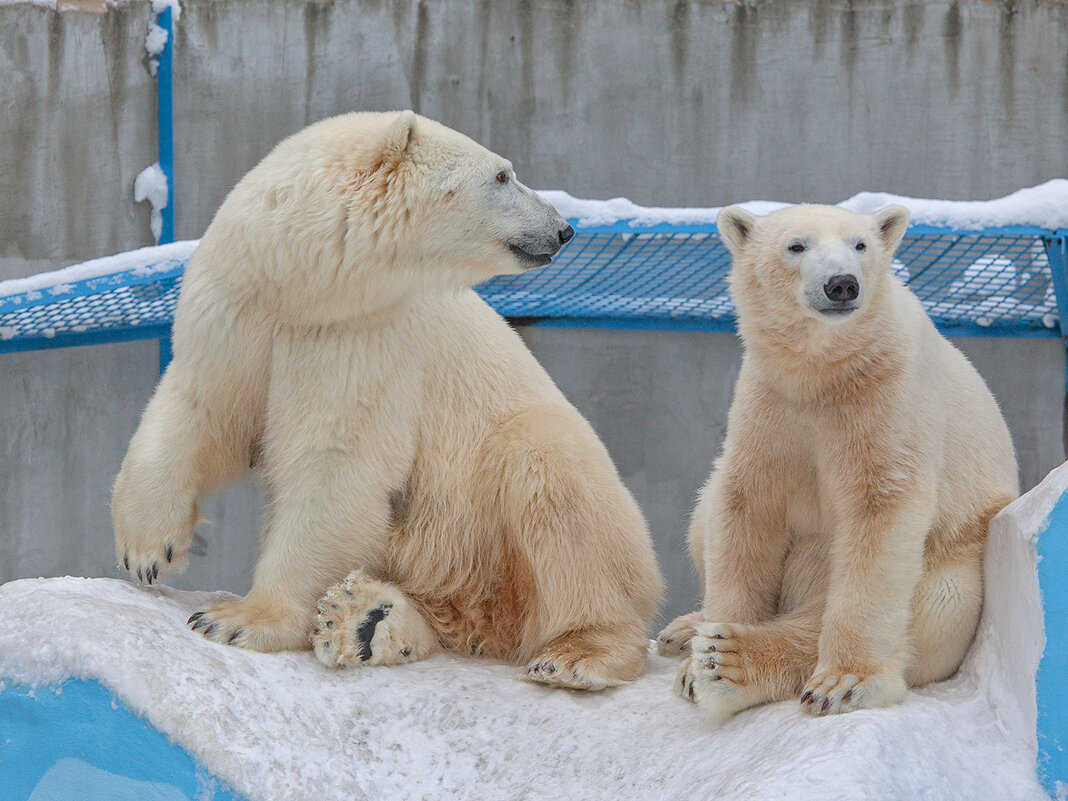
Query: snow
134,162,170,243
145,0,180,77
0,240,197,300
151,0,181,19
1,463,1061,800
539,179,1068,231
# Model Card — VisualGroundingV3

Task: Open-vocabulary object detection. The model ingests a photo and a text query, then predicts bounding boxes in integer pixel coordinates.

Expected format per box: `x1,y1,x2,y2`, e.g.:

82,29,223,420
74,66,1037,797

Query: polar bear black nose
559,225,575,245
824,274,860,302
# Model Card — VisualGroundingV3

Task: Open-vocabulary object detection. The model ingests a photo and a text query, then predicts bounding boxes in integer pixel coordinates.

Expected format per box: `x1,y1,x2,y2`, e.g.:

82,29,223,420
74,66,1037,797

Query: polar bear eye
856,241,867,252
788,242,806,254
496,171,509,184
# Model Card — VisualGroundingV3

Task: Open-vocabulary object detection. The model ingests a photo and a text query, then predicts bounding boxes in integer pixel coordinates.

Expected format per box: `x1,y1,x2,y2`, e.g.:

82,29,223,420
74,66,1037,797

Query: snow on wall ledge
541,179,1068,230
1,464,1063,800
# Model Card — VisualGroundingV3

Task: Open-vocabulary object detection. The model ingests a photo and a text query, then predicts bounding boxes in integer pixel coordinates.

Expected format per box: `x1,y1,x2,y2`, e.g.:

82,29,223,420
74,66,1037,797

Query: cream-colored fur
113,111,662,689
658,204,1018,721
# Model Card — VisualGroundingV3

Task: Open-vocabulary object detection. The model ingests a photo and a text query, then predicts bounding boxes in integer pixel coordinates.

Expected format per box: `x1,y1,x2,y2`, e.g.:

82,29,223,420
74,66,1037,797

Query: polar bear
112,111,662,690
657,204,1018,720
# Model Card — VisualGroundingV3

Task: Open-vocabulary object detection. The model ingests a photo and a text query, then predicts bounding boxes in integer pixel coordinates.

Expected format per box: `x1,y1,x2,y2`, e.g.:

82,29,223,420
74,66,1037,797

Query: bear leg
113,369,255,586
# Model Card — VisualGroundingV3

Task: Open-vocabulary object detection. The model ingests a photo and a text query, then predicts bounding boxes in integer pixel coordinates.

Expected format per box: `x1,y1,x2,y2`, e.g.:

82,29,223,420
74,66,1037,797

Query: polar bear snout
817,273,862,317
508,223,574,268
804,260,865,319
823,273,860,303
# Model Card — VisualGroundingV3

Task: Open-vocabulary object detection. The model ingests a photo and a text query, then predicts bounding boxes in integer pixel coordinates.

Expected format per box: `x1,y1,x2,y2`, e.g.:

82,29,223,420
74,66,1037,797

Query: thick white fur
658,204,1018,720
113,111,662,689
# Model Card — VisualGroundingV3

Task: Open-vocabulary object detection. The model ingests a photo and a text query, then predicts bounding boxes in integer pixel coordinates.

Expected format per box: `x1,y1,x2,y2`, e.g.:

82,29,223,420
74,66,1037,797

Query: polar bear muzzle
508,223,574,269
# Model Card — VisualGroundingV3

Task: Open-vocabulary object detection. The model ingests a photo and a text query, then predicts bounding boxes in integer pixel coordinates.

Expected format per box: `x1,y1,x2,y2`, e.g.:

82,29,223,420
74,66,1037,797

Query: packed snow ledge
2,466,1062,800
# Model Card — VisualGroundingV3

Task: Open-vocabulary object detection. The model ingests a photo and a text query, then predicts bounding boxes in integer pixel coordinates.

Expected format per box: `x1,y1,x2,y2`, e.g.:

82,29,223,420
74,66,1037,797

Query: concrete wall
1,0,1066,625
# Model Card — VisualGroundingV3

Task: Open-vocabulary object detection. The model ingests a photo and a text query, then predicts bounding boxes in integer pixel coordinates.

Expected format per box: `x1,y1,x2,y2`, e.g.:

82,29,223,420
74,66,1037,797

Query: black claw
191,616,209,631
165,545,173,563
842,689,853,703
324,620,334,628
687,681,695,700
400,647,411,657
354,605,390,661
801,690,813,704
227,629,243,645
137,568,143,583
203,623,217,636
188,611,205,625
151,562,159,580
821,698,831,713
123,554,129,571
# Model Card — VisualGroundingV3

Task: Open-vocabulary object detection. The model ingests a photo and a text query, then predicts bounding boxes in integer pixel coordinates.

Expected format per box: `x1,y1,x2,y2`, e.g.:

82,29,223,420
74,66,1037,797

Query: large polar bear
113,111,662,690
657,204,1018,720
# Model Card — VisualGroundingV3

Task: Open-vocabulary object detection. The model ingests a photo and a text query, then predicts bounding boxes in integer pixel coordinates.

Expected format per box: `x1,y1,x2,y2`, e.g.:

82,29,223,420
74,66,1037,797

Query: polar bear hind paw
800,669,907,716
656,611,705,657
312,571,437,668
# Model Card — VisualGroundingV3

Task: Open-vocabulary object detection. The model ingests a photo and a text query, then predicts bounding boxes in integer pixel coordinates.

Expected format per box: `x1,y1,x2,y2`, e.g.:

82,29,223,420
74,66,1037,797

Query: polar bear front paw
800,668,907,716
188,596,309,652
674,622,767,724
311,571,437,668
113,491,198,586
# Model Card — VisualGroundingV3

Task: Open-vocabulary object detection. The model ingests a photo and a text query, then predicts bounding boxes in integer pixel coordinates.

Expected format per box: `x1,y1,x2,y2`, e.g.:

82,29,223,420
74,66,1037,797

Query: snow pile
0,240,198,300
540,179,1068,230
133,162,170,244
1,464,1060,800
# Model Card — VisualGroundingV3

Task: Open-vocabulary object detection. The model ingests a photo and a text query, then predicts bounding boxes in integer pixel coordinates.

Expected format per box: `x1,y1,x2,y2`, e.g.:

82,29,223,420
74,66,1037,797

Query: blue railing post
156,5,176,374
1038,230,1068,796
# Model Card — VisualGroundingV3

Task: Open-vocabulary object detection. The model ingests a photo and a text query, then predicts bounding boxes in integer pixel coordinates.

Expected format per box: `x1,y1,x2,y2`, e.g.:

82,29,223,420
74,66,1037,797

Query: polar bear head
219,110,573,322
716,203,910,345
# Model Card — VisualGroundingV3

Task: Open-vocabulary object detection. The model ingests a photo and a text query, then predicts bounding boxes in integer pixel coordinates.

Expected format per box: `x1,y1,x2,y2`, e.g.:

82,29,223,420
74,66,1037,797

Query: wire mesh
0,229,1059,350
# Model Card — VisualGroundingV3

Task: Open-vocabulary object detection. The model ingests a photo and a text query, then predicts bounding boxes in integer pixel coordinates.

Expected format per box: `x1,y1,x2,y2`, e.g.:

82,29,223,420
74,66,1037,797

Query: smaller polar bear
657,204,1018,721
113,111,662,690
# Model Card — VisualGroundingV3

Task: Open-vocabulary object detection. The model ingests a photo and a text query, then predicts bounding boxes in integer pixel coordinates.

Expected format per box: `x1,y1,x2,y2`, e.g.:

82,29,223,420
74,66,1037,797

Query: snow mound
540,179,1068,230
1,462,1060,801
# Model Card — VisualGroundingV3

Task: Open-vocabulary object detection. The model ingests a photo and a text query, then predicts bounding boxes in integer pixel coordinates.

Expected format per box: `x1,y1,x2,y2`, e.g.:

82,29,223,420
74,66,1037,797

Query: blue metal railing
1,227,1063,353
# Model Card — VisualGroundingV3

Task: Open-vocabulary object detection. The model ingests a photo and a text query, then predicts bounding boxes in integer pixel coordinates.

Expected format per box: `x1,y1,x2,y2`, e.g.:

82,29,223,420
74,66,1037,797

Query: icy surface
540,179,1068,230
0,241,197,300
1,465,1062,800
134,162,170,242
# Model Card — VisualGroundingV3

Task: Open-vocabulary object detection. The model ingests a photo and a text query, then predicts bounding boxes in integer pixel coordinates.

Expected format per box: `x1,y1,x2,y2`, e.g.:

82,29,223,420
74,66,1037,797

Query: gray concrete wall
1,0,1066,625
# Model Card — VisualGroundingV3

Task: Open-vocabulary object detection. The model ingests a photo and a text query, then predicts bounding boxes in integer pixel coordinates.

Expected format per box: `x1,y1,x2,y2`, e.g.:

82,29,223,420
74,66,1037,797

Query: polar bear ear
873,205,910,254
383,110,418,161
717,206,758,254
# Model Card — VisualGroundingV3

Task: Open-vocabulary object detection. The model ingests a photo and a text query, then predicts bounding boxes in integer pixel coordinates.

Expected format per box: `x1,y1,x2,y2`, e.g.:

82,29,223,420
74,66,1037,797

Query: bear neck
740,295,912,403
